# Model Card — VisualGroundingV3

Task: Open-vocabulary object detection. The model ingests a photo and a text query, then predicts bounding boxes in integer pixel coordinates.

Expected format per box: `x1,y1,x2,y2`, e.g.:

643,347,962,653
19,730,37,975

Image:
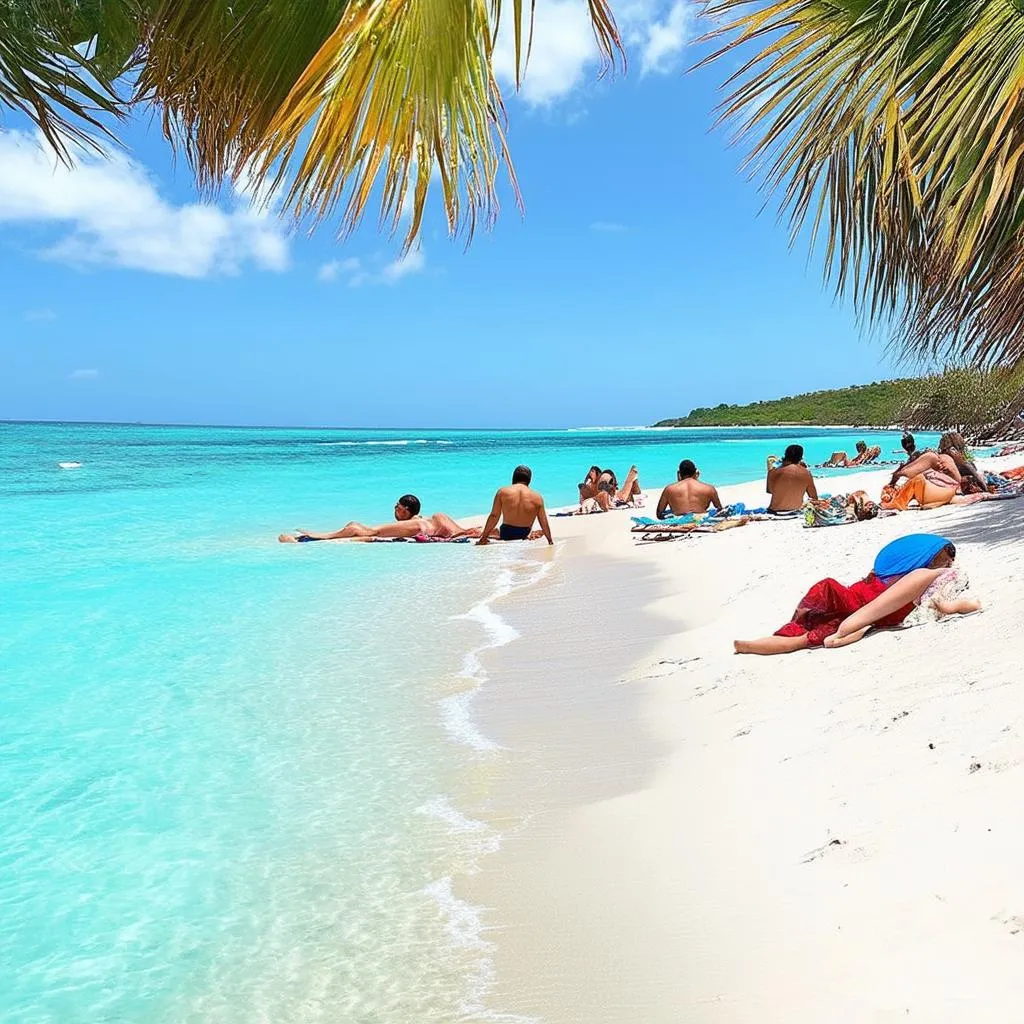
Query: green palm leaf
701,0,1024,369
0,0,623,246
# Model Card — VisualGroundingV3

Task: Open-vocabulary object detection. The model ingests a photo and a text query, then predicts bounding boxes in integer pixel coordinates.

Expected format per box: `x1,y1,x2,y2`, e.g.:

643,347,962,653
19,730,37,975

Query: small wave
439,692,501,753
57,461,82,469
566,425,654,432
440,557,553,754
416,794,501,862
316,438,453,447
423,876,538,1023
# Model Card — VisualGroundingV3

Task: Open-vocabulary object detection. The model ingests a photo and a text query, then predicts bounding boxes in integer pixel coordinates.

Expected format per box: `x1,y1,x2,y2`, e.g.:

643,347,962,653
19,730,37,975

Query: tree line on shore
656,367,1024,442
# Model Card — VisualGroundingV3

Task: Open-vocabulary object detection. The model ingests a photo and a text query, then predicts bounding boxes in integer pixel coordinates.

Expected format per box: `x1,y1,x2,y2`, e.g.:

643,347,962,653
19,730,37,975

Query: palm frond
251,0,511,247
701,0,1024,369
6,0,622,247
0,0,131,157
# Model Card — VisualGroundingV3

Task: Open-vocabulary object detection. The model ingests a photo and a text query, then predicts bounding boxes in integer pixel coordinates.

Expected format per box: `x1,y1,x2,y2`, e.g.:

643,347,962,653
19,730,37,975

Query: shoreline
459,457,1024,1022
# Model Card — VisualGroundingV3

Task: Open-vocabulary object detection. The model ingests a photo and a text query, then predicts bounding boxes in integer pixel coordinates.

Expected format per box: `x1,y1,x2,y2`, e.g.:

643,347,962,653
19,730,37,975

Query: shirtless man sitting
656,460,723,518
477,465,553,545
279,494,481,542
766,445,818,513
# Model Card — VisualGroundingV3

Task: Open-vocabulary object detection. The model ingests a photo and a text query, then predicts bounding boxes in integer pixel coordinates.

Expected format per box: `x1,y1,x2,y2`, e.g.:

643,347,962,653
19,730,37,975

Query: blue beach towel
631,513,700,527
873,534,951,581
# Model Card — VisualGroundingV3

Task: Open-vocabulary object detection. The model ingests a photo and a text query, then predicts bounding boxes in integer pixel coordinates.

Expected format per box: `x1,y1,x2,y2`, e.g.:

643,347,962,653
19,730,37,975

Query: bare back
658,479,720,516
767,463,816,511
497,483,544,527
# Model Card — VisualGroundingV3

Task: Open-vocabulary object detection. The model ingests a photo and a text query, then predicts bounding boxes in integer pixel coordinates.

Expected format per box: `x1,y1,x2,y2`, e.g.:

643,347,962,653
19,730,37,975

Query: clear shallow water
0,421,937,1022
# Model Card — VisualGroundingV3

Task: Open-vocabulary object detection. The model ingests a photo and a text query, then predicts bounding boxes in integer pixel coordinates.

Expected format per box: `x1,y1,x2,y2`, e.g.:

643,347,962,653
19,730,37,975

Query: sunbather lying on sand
880,450,989,511
734,534,980,655
279,494,488,542
820,440,882,468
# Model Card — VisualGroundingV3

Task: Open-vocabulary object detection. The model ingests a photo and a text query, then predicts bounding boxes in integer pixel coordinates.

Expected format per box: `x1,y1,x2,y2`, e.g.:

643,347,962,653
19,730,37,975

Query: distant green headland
654,370,1024,441
654,380,912,428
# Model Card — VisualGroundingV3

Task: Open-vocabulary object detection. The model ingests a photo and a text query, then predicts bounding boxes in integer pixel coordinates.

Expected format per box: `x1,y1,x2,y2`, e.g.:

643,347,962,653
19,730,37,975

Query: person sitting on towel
477,465,553,545
766,444,818,513
279,494,485,542
656,460,723,518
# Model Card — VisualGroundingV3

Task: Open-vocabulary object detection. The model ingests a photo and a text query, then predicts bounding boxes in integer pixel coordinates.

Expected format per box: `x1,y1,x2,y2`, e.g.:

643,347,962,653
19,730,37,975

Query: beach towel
630,517,749,541
367,535,473,544
873,534,950,580
802,496,855,528
631,513,701,527
901,568,971,627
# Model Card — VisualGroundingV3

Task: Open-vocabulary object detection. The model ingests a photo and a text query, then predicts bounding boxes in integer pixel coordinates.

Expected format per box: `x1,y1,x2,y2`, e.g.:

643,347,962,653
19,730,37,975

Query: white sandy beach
468,456,1024,1023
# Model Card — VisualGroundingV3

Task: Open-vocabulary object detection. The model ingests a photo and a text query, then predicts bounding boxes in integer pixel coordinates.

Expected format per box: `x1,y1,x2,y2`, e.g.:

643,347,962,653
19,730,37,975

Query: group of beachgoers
279,465,554,545
729,430,1021,656
279,431,1016,657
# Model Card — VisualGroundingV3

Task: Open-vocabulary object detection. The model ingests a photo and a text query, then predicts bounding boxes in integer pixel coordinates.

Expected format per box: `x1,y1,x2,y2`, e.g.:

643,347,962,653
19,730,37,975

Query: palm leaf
4,0,623,248
0,0,130,157
700,0,1024,369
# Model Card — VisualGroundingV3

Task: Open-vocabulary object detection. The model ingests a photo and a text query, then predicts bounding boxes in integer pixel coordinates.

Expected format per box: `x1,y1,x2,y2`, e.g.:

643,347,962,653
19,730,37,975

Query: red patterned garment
774,574,913,647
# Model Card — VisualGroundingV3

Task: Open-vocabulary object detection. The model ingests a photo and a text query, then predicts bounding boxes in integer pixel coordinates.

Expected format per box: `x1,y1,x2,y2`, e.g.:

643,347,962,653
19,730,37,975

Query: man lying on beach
477,465,553,545
279,494,485,542
820,440,882,468
656,460,722,518
766,445,818,513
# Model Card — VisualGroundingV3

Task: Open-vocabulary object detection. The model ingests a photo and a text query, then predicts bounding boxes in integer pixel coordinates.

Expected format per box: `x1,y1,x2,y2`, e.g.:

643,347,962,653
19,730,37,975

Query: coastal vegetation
656,367,1024,441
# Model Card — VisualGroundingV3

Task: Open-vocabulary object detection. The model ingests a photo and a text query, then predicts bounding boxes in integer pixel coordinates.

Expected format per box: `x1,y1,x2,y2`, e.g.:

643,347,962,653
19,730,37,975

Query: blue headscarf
873,533,952,580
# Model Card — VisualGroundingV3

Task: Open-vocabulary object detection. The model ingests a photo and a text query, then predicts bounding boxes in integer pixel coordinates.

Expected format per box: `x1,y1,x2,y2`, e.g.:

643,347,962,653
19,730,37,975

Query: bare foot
734,640,753,654
935,597,983,617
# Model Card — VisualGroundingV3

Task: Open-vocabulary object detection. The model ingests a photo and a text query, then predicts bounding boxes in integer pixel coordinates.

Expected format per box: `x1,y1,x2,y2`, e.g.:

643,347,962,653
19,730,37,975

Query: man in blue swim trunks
477,465,553,546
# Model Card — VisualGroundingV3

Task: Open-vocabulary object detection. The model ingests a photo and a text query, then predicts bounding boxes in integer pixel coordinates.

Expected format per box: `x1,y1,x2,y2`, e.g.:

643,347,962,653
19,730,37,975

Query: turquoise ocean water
1,421,938,1022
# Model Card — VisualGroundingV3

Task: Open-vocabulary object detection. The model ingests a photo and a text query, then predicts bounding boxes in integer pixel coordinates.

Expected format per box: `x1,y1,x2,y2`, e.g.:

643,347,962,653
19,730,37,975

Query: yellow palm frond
2,0,623,248
701,0,1024,369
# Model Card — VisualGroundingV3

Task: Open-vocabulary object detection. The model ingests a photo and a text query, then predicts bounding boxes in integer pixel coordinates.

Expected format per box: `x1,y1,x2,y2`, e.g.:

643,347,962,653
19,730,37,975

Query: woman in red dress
734,535,958,655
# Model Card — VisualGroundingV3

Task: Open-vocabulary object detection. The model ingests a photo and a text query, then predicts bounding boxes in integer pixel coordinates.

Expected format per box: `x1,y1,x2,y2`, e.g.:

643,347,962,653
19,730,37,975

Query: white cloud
640,1,690,75
493,0,693,105
381,248,426,284
0,130,290,278
590,220,627,232
24,308,57,322
493,0,599,105
318,250,425,287
69,368,99,380
317,257,361,283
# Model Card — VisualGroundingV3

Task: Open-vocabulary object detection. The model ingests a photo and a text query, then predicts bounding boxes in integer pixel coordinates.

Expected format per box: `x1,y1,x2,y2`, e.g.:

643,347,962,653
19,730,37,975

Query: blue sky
0,1,906,429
